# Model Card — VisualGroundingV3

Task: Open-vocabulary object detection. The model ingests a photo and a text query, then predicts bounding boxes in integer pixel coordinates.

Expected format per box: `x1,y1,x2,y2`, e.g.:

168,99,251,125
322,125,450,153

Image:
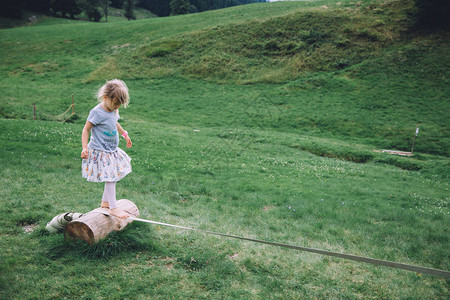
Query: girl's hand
125,136,132,148
117,123,132,148
81,121,93,159
81,147,89,159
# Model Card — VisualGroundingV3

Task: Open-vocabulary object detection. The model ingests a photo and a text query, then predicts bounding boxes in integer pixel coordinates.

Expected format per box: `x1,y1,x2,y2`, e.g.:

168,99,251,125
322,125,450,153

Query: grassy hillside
1,0,449,156
0,0,449,299
127,0,415,83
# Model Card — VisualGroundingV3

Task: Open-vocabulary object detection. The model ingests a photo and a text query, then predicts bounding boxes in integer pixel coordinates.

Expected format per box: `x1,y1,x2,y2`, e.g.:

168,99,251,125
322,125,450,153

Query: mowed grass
0,0,449,298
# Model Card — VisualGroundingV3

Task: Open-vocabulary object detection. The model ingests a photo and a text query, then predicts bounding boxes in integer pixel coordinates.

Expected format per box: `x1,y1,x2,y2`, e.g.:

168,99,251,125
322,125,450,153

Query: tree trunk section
64,199,139,244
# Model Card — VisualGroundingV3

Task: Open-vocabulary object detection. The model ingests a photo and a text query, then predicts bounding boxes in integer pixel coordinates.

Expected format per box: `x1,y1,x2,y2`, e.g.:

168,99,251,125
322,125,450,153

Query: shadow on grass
288,142,429,172
41,222,159,260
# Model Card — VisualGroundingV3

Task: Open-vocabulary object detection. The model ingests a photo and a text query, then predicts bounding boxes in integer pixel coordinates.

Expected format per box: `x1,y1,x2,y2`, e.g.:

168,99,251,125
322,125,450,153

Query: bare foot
101,201,109,209
108,208,130,219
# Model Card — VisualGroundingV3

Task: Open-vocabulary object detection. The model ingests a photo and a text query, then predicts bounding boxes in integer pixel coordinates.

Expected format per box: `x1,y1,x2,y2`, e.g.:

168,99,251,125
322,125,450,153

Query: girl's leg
101,190,109,208
103,181,129,218
103,181,118,209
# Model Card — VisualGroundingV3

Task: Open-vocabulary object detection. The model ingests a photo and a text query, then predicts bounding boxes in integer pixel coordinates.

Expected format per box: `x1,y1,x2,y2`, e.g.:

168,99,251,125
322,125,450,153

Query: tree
110,0,124,8
137,0,170,17
170,0,190,15
24,0,52,13
123,0,136,20
100,0,110,22
1,0,24,18
51,0,82,19
83,0,103,22
415,0,450,29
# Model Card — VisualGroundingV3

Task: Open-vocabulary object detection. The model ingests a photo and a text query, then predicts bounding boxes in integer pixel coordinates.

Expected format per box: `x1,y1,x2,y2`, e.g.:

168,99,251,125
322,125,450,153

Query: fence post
411,127,419,154
72,94,75,115
33,103,36,120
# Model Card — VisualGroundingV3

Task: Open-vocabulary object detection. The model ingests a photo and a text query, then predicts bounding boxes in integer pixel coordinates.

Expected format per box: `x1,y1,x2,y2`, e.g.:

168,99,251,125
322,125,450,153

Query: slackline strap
108,213,450,278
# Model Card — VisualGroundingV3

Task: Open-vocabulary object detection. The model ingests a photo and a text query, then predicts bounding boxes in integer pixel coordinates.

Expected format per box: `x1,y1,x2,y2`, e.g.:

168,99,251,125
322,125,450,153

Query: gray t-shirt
87,104,120,152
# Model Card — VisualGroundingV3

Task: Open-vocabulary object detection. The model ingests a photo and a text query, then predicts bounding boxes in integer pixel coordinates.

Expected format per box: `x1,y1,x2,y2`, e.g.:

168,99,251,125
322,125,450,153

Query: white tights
102,182,117,209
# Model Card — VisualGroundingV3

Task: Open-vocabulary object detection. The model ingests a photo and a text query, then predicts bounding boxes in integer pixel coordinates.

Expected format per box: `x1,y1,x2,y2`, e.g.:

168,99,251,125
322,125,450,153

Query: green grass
0,118,448,298
0,0,449,298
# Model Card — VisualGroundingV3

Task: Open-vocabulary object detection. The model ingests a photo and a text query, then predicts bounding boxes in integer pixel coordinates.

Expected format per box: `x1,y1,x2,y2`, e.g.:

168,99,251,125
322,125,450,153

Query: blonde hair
97,79,130,107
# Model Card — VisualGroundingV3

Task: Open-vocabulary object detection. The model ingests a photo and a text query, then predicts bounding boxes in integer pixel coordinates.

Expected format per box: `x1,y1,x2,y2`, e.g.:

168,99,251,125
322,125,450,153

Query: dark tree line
414,0,450,29
190,0,265,13
2,0,449,27
136,0,266,17
2,0,267,20
0,0,136,22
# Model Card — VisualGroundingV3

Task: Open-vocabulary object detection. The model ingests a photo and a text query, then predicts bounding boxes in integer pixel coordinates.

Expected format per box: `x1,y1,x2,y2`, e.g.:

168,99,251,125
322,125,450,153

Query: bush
86,7,102,22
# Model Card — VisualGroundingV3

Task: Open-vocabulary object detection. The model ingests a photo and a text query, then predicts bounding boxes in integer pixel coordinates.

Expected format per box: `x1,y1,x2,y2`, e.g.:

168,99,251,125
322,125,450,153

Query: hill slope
0,0,448,156
100,0,449,157
115,0,415,83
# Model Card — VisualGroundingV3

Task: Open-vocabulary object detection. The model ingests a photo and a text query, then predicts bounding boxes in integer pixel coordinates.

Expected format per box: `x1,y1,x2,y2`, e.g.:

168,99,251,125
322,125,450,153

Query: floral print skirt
82,148,132,182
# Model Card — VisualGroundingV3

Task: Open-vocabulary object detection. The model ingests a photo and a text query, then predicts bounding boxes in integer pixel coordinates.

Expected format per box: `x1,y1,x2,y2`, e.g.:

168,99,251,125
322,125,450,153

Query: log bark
64,199,139,244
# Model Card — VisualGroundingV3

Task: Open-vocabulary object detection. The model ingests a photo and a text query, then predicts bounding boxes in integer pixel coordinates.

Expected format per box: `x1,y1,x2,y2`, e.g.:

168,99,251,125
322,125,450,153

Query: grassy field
0,0,449,298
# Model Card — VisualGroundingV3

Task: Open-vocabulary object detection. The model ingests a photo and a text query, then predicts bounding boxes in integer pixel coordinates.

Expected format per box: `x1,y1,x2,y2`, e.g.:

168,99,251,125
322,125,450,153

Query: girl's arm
81,121,93,159
117,122,132,148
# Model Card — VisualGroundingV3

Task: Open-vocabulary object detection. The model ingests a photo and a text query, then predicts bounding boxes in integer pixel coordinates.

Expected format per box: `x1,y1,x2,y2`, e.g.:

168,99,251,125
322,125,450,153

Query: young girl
81,79,133,219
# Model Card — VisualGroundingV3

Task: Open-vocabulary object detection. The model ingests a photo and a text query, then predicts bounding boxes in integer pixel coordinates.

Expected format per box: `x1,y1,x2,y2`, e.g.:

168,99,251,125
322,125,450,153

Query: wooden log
64,199,139,244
